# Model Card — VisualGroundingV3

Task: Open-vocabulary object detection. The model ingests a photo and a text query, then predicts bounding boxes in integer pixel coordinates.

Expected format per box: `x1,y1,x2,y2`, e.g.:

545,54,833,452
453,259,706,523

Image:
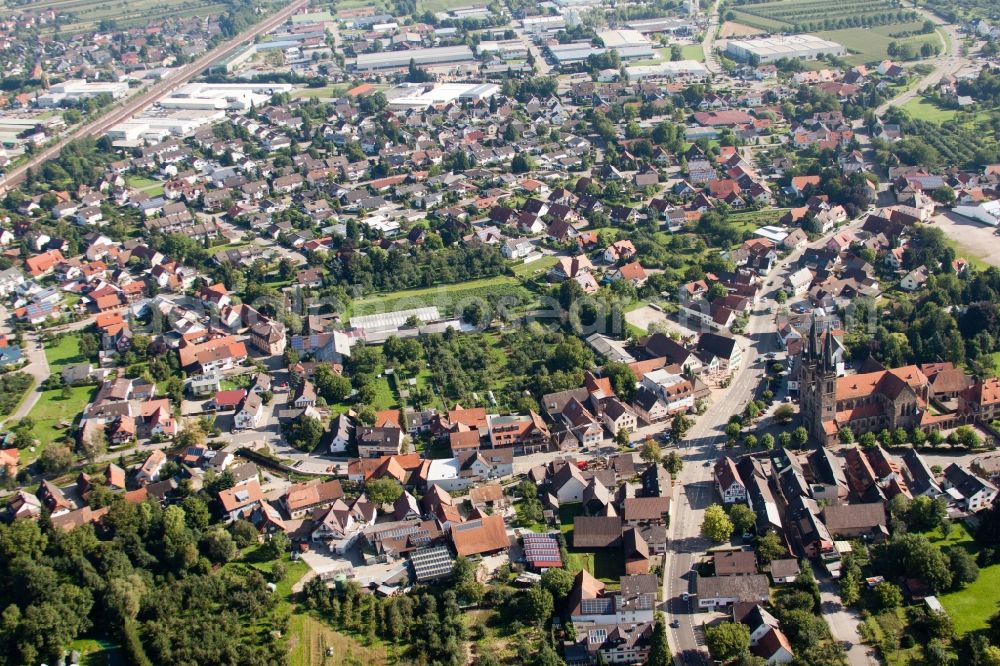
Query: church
799,321,932,446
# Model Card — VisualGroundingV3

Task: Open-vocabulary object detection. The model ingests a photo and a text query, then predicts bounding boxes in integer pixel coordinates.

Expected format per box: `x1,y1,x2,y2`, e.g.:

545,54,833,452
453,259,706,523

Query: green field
415,0,475,13
293,84,351,99
818,22,941,65
0,0,230,34
70,638,125,666
349,275,533,319
3,0,227,34
45,334,88,373
940,562,1000,634
126,175,165,197
25,385,97,456
681,44,706,62
509,255,559,277
901,97,958,123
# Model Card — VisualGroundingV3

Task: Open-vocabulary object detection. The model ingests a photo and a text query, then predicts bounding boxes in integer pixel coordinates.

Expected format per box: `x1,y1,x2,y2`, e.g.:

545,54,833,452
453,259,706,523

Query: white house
234,392,264,431
715,456,747,504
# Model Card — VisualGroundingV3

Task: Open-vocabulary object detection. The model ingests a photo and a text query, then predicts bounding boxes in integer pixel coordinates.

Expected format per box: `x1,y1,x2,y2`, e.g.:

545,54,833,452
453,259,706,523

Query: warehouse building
725,34,844,63
353,45,476,72
599,29,657,60
626,59,708,80
387,82,501,109
626,17,694,35
521,15,566,34
476,40,529,59
36,79,130,107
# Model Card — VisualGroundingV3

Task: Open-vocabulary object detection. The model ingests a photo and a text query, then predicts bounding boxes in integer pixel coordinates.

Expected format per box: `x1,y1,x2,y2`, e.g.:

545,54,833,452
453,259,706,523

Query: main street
661,218,867,665
0,0,310,194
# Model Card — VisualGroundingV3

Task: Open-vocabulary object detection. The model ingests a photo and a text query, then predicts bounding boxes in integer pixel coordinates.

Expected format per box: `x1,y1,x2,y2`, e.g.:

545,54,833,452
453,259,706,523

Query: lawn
510,254,558,278
45,334,88,372
680,44,705,62
70,638,125,666
349,275,532,319
901,97,958,123
293,84,351,99
940,562,1000,634
25,385,97,459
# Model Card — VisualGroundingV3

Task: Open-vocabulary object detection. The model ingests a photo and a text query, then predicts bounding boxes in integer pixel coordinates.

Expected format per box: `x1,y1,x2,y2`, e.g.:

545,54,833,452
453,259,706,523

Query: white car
681,592,690,601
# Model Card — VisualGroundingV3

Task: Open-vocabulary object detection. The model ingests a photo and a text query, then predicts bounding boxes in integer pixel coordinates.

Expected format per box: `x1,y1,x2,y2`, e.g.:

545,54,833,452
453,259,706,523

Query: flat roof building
353,45,476,72
625,60,708,80
387,82,501,109
725,34,844,63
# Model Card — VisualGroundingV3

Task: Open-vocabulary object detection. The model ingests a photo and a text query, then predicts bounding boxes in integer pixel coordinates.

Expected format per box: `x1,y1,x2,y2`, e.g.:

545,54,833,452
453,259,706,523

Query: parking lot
932,210,1000,268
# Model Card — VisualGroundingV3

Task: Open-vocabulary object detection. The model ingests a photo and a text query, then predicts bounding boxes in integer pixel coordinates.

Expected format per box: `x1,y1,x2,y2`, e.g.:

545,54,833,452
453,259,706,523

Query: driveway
815,564,878,666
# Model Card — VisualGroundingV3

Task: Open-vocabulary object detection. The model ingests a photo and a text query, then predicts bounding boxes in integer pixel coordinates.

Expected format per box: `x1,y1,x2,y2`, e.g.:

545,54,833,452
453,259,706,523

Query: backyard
559,503,626,586
348,275,533,319
45,334,88,373
25,385,97,457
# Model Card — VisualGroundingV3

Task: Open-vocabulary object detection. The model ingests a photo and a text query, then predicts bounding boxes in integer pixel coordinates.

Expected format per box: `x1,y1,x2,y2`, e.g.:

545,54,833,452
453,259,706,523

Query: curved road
0,0,309,194
876,7,965,116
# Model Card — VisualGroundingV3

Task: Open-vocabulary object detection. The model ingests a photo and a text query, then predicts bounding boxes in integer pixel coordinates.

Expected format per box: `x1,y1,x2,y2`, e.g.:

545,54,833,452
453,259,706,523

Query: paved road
701,0,723,75
0,0,309,194
662,218,867,664
875,9,965,116
6,331,50,423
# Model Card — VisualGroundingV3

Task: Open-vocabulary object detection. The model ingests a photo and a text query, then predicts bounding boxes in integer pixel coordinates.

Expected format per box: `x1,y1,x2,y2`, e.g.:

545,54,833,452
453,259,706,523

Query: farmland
0,0,230,34
729,0,921,33
818,22,942,64
900,118,995,169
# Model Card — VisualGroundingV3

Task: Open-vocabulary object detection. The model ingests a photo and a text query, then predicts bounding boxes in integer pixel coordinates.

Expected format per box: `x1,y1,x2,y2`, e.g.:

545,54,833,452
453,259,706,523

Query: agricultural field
288,614,389,666
0,0,229,34
901,118,994,169
818,22,942,65
718,21,764,38
729,0,921,34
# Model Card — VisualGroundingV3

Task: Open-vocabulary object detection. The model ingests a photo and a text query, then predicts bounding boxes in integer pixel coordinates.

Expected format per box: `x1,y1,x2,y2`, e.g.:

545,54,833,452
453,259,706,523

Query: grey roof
696,574,770,603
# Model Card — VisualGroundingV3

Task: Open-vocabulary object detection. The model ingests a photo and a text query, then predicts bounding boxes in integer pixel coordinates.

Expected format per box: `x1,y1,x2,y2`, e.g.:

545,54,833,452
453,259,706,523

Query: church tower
800,318,837,445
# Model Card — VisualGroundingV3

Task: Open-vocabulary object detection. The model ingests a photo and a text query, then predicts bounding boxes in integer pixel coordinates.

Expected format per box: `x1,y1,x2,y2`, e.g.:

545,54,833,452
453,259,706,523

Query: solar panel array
522,533,562,567
409,545,455,581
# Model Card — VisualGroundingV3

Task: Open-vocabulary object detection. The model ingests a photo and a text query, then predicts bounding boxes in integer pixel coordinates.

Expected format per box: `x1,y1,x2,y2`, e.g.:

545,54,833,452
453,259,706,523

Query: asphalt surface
661,219,867,664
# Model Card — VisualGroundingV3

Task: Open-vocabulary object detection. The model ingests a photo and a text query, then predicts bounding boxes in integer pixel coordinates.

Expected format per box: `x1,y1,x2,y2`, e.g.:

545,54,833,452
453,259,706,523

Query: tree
614,428,632,448
202,528,237,563
511,154,532,174
838,427,854,444
874,582,903,610
743,434,758,449
774,404,795,424
640,439,662,465
366,477,405,505
775,290,788,304
859,431,877,448
792,426,809,447
702,504,734,543
522,586,554,626
603,361,638,401
285,414,323,451
949,547,979,589
906,496,947,532
726,422,742,442
646,613,671,666
80,427,108,462
729,504,756,537
37,445,73,474
705,622,750,663
760,433,775,451
755,532,786,563
778,432,791,448
664,451,684,476
671,413,693,440
540,568,574,601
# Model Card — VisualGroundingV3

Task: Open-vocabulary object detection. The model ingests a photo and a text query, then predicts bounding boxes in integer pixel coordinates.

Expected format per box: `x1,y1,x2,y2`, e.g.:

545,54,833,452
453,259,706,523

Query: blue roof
0,345,23,366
